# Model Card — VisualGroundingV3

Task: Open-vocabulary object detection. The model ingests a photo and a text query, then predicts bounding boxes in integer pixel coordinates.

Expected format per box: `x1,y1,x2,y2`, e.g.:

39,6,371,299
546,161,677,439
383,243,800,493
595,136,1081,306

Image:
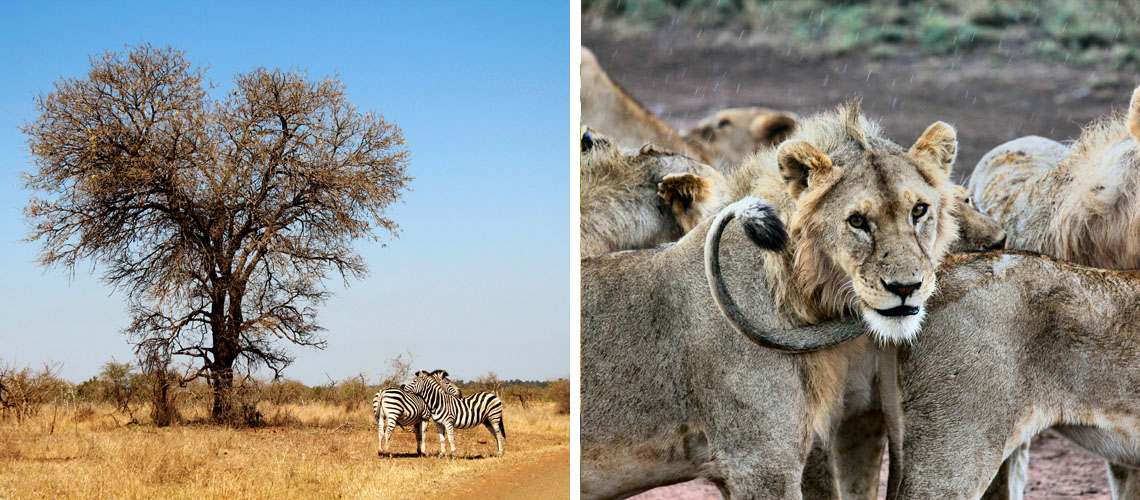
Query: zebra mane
420,372,449,393
402,369,463,399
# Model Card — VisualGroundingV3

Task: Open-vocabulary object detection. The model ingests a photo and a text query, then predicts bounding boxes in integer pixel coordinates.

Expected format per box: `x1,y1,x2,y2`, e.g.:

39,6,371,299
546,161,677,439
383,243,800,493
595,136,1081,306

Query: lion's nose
882,280,921,300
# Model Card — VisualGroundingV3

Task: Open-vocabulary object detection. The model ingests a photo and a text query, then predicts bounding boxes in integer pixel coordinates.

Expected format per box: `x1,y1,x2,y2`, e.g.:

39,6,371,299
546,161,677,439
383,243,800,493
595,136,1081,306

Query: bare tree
22,44,412,423
476,371,504,396
378,350,416,388
0,362,66,424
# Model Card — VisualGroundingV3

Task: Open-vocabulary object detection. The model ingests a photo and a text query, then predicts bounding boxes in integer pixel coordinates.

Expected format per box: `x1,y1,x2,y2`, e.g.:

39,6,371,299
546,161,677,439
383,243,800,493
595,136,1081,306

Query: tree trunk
210,362,235,423
152,379,173,427
209,319,239,424
208,287,243,425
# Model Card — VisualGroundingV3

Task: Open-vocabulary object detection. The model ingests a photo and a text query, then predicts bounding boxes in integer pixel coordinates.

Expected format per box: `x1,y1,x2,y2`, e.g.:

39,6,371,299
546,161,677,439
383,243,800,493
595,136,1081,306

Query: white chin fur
861,308,925,345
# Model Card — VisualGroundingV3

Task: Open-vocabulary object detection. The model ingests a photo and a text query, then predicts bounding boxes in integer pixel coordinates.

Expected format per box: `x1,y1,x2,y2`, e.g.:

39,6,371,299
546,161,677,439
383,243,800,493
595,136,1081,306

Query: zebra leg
445,421,457,458
414,420,426,456
380,414,389,457
495,419,505,456
435,422,447,457
484,420,504,456
383,417,398,458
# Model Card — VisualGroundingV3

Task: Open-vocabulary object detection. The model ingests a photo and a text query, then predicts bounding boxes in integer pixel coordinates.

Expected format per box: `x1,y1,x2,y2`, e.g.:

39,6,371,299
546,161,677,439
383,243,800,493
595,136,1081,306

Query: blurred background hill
583,0,1140,181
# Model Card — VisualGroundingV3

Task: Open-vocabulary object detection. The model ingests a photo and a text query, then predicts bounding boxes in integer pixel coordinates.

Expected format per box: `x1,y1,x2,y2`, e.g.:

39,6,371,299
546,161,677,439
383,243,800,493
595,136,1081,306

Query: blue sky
0,1,571,384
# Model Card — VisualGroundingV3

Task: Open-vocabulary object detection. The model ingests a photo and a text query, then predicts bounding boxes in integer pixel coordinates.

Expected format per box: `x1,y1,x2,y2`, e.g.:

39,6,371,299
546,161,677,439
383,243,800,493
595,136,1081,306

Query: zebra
372,369,461,457
402,370,506,457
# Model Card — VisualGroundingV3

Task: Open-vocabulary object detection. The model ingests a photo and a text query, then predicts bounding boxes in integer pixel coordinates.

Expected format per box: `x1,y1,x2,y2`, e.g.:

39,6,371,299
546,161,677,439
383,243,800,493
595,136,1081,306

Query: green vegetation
584,0,1140,69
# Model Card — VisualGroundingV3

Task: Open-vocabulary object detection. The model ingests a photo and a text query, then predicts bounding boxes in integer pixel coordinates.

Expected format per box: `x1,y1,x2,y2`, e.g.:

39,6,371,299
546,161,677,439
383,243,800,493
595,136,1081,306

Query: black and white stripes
403,371,506,457
373,370,461,457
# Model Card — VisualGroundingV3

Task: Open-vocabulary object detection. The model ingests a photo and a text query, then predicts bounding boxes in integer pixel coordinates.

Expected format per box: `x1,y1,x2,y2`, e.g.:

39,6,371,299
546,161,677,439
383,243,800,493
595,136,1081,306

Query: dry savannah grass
0,400,569,499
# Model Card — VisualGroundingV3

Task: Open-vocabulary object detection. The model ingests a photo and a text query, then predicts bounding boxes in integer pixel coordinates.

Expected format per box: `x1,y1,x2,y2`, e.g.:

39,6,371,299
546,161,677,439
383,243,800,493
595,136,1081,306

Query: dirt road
440,446,570,500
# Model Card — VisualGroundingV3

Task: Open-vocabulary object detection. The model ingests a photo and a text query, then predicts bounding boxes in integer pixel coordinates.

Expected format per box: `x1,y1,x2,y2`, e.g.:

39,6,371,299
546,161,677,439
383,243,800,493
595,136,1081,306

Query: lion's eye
848,214,866,229
912,203,929,220
717,119,731,128
964,197,973,207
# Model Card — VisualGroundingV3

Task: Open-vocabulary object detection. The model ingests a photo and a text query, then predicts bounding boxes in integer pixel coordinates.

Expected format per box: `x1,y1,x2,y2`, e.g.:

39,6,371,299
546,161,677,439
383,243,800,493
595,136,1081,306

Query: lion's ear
1128,85,1140,142
658,173,714,232
910,121,957,176
750,113,796,147
777,140,832,198
581,126,603,153
638,143,672,156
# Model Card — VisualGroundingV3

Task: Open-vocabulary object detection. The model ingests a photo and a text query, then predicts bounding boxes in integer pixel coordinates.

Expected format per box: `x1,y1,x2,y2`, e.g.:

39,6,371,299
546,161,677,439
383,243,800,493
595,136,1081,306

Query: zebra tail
501,417,506,437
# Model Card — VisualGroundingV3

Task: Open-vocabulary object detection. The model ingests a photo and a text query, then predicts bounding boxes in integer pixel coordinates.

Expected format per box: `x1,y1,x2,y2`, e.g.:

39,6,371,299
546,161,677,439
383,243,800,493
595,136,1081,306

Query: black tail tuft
500,418,506,438
736,201,788,252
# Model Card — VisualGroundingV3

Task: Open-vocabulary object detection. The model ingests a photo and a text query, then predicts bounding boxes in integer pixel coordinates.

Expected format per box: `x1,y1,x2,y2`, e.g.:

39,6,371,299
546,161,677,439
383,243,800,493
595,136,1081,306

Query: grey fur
880,251,1140,499
704,197,862,352
581,213,864,499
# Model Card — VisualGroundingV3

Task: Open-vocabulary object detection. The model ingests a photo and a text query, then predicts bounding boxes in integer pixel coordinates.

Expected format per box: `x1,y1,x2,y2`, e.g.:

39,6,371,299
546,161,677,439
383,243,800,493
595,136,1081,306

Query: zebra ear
415,370,429,377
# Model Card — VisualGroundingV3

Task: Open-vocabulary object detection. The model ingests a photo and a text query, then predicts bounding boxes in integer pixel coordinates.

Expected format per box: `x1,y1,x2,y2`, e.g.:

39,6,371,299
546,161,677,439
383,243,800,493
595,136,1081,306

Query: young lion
579,127,728,256
682,106,799,172
581,47,797,173
581,46,711,164
579,127,1002,263
874,251,1140,500
705,206,1140,500
970,85,1140,270
581,100,964,499
968,85,1140,498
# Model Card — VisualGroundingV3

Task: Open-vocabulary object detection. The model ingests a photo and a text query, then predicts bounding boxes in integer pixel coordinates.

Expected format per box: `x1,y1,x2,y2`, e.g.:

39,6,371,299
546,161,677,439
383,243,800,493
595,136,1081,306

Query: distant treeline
0,361,570,427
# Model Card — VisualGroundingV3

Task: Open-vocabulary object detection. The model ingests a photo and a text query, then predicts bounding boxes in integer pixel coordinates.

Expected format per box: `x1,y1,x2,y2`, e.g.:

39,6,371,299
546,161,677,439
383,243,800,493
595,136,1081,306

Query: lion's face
950,185,1006,252
683,107,797,170
778,120,959,343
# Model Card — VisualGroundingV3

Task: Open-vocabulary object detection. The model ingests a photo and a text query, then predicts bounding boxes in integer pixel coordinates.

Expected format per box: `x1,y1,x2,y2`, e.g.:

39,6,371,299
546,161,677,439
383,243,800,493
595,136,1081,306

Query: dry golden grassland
0,401,569,499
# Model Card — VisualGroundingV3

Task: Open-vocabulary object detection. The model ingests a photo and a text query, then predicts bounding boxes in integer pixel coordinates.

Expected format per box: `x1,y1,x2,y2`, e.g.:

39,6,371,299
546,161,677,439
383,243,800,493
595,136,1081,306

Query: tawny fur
581,47,710,163
582,100,984,499
582,47,799,172
682,106,799,172
879,251,1140,500
724,101,960,329
698,102,1001,499
949,185,1006,252
970,85,1140,270
658,172,716,232
579,129,727,256
966,84,1140,500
